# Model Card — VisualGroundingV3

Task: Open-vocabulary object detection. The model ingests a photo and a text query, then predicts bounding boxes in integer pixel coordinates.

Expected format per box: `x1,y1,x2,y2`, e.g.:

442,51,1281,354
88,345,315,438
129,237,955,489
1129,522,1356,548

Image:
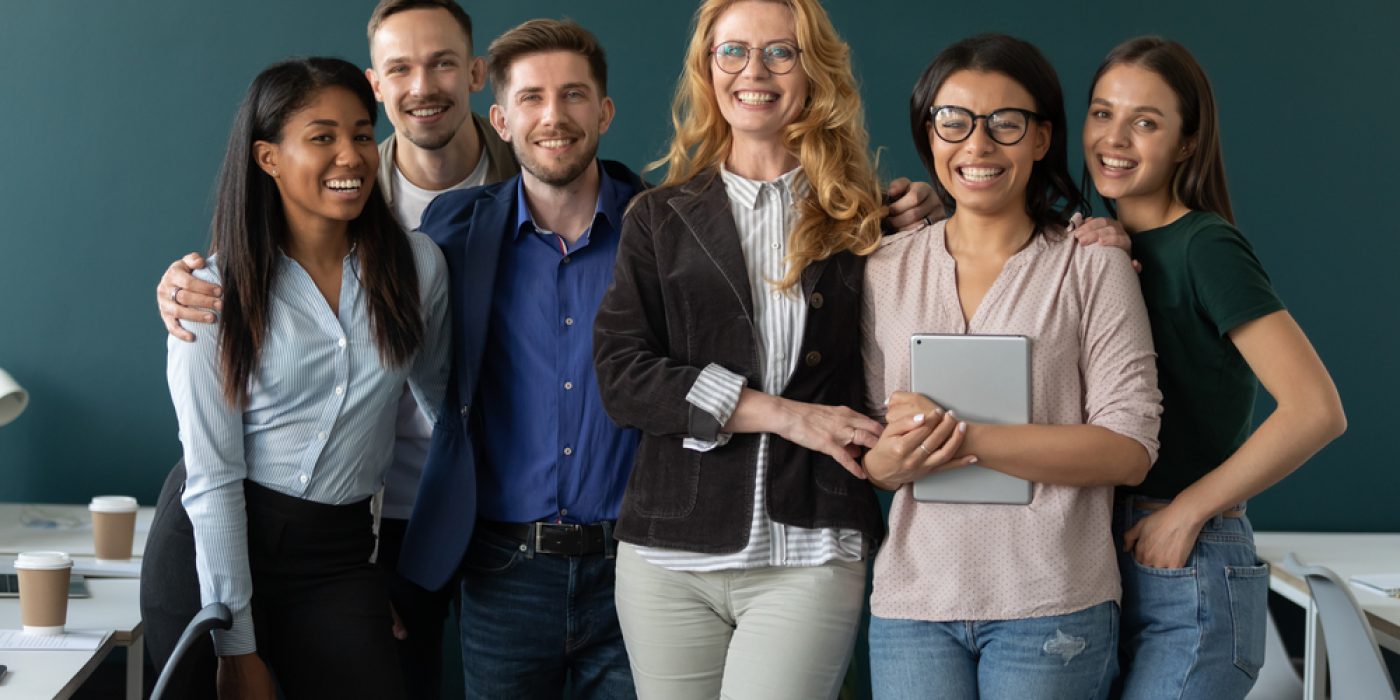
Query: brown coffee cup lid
90,495,139,513
15,551,73,570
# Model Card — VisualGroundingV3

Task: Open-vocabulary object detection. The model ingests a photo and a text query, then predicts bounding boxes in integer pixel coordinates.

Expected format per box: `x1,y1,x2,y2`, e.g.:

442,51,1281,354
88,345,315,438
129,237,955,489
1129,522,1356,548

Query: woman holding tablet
1077,37,1345,698
142,57,447,699
859,34,1161,698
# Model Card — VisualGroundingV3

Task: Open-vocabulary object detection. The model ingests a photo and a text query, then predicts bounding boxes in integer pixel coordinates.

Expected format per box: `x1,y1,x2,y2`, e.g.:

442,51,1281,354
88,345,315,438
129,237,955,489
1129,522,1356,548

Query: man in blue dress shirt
400,19,643,698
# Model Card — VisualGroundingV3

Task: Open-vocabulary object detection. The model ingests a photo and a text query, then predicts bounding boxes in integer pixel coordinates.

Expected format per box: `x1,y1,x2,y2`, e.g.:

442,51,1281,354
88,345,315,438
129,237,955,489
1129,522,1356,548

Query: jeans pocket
463,529,526,575
1226,561,1270,678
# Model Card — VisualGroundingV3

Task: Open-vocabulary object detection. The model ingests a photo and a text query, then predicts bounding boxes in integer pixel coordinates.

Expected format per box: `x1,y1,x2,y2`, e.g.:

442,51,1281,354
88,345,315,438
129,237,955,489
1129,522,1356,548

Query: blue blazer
397,160,646,591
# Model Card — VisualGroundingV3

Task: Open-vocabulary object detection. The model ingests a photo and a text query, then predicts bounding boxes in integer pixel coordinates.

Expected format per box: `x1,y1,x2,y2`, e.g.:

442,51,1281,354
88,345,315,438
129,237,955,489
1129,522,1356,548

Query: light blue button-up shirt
166,231,449,655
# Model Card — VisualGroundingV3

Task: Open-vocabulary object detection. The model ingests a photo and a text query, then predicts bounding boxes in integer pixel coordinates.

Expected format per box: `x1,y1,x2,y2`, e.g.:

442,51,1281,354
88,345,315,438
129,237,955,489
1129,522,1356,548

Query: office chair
149,602,233,700
1282,553,1399,700
1246,608,1304,699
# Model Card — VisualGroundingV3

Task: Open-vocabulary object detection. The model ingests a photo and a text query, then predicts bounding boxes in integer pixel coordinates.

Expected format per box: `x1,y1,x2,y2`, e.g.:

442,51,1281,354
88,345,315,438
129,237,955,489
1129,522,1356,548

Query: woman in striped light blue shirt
140,57,447,700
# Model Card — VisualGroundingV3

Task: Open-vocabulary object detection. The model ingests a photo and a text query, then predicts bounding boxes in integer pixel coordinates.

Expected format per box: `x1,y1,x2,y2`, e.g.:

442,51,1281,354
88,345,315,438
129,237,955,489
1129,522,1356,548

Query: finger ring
847,428,858,445
170,287,180,302
915,443,932,456
921,214,933,227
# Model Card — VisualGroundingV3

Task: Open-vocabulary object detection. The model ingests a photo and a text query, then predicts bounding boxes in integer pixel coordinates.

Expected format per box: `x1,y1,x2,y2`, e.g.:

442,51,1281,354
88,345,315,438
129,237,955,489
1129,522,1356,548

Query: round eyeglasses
711,42,803,75
928,105,1043,146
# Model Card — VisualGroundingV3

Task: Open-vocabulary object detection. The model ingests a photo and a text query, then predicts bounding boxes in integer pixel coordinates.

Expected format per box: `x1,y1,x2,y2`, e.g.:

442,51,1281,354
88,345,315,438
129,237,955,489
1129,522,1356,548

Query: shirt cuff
684,363,746,447
211,606,257,656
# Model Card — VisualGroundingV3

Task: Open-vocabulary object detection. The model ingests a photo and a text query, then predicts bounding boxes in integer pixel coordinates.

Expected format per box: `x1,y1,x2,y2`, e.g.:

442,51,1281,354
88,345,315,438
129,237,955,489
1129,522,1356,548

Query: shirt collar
719,165,806,210
513,160,617,240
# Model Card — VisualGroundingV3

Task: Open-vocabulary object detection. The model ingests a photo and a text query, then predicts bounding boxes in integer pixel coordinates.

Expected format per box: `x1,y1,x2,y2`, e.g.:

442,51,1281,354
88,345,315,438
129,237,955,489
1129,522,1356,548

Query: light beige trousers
614,543,867,700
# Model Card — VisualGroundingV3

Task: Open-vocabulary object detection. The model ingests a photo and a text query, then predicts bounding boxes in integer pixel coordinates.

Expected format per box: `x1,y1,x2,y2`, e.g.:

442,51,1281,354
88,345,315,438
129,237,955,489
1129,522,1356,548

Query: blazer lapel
669,172,755,323
454,185,515,401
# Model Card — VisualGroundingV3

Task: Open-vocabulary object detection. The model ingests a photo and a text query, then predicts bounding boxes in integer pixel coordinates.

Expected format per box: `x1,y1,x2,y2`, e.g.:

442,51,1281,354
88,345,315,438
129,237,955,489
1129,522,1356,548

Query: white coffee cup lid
15,551,73,570
90,495,139,512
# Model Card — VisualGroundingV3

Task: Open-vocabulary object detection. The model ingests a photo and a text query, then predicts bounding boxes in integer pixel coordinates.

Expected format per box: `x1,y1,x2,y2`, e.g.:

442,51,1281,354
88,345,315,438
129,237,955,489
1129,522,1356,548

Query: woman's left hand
1122,503,1205,569
1070,215,1141,273
884,178,943,231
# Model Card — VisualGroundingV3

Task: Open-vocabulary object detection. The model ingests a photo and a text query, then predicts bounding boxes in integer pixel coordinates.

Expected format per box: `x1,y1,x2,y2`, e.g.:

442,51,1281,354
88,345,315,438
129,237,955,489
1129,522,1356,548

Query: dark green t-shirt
1126,210,1285,499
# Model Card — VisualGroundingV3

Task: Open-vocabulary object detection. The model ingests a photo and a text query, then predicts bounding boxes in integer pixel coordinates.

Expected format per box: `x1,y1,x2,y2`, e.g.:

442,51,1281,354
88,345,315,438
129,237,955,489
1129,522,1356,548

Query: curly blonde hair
653,0,885,290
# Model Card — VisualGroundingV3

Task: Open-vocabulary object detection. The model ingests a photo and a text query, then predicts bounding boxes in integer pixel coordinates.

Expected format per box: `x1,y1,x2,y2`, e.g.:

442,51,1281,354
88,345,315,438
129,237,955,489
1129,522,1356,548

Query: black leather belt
478,520,611,556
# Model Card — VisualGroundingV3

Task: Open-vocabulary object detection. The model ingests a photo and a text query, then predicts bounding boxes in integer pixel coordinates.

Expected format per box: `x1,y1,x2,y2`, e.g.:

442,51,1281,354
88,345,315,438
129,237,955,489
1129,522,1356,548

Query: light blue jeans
1114,497,1270,700
869,601,1119,699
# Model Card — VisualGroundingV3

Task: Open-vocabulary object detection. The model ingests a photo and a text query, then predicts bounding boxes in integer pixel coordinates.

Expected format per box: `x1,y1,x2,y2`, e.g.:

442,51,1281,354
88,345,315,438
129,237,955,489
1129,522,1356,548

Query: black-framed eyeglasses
711,41,803,75
928,105,1043,146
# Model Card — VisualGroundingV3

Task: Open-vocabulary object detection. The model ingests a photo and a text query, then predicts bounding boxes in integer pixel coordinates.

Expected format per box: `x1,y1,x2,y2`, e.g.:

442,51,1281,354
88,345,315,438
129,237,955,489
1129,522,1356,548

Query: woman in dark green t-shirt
1075,37,1346,699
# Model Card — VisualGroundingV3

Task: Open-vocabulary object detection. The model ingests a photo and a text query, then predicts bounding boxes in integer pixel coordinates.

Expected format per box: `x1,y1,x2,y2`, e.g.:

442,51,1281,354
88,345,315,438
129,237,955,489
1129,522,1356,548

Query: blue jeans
870,601,1119,699
1114,498,1270,700
459,523,636,700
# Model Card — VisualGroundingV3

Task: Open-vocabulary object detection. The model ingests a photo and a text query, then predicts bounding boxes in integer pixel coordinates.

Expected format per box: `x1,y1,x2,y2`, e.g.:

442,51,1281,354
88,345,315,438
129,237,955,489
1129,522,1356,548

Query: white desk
0,579,141,700
0,502,154,557
0,503,151,700
1255,532,1400,700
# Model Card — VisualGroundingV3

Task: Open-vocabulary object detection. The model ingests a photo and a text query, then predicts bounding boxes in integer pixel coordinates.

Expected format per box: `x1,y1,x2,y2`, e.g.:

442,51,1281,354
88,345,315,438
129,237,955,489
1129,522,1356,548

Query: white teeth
959,167,1003,182
409,107,444,117
736,91,777,104
326,178,363,191
537,139,573,149
1101,156,1136,169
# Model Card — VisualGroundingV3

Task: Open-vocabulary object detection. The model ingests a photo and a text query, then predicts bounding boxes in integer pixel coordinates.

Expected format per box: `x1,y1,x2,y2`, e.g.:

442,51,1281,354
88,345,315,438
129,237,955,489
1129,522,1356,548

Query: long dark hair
1083,36,1234,224
909,34,1082,233
210,57,422,406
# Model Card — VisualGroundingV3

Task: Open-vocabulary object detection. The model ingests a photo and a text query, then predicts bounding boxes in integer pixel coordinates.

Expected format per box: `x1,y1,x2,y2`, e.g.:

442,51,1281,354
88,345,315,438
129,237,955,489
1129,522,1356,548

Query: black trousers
140,462,406,699
376,516,455,700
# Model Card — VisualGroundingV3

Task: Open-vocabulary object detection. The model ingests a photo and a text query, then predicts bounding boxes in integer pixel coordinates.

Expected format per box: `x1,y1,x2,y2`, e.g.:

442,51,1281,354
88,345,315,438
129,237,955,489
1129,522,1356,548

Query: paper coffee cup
15,551,73,635
90,496,139,563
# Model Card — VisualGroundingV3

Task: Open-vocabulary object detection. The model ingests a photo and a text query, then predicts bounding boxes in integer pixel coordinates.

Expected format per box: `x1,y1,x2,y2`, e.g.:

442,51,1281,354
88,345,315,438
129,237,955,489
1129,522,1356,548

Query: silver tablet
908,334,1034,505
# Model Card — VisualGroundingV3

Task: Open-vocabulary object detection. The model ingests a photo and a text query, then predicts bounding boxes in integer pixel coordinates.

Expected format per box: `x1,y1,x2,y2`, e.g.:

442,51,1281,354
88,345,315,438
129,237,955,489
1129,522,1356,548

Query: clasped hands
863,391,979,489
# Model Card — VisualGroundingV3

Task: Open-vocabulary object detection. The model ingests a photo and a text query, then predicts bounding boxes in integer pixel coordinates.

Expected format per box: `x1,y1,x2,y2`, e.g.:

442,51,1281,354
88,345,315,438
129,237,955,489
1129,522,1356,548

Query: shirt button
562,256,572,265
771,291,781,300
334,386,344,396
563,381,574,390
560,508,569,516
771,242,780,250
563,447,573,456
810,292,824,309
564,317,575,326
804,351,822,367
317,431,328,441
460,404,470,416
299,474,309,485
337,337,347,349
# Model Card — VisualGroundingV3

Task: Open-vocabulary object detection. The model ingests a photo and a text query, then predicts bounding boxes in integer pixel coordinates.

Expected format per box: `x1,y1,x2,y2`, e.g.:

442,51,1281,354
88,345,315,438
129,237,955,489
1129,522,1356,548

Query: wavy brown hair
210,58,423,406
653,0,884,290
1086,36,1234,224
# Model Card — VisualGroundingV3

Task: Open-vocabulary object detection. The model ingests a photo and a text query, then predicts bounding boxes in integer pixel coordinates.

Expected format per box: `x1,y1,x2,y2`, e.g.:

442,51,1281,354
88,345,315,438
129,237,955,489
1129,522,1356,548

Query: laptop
0,573,91,599
908,334,1034,505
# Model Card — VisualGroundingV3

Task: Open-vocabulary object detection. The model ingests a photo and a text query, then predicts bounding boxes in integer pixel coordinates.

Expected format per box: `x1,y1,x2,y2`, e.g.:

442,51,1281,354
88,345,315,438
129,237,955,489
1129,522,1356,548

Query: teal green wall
2,0,1397,539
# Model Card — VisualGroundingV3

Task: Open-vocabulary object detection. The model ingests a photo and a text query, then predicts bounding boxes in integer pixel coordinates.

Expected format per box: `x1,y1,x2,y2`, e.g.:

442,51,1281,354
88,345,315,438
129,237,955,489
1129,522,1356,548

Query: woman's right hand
864,391,977,489
157,252,223,341
216,653,276,700
773,399,883,479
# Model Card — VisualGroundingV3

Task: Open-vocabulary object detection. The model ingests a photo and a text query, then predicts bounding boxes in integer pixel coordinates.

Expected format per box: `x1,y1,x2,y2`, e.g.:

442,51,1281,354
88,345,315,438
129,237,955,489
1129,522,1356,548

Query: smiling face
928,69,1050,220
489,51,614,188
1083,63,1191,205
367,7,485,151
255,86,379,232
709,1,809,147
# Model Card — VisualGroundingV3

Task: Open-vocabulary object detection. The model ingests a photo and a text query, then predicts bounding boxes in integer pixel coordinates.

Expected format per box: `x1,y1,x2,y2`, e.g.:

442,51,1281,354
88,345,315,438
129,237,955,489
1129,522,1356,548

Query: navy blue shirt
476,163,639,524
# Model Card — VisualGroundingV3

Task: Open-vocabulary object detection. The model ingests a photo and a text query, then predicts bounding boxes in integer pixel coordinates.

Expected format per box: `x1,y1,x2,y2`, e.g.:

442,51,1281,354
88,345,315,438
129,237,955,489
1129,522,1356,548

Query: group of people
141,0,1346,698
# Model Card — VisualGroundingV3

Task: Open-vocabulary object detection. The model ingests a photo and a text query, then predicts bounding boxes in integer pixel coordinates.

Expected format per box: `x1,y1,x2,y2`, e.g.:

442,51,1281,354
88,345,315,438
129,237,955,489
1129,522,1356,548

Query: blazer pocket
627,447,701,519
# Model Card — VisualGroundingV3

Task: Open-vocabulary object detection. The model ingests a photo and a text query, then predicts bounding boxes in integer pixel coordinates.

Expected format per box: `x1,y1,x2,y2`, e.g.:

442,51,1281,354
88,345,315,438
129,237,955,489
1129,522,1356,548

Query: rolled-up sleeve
1079,247,1163,464
682,363,747,451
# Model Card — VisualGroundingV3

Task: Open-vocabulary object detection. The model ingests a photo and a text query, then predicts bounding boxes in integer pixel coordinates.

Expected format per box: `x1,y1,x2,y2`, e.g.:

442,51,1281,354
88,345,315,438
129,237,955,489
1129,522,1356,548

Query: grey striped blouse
636,167,862,572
